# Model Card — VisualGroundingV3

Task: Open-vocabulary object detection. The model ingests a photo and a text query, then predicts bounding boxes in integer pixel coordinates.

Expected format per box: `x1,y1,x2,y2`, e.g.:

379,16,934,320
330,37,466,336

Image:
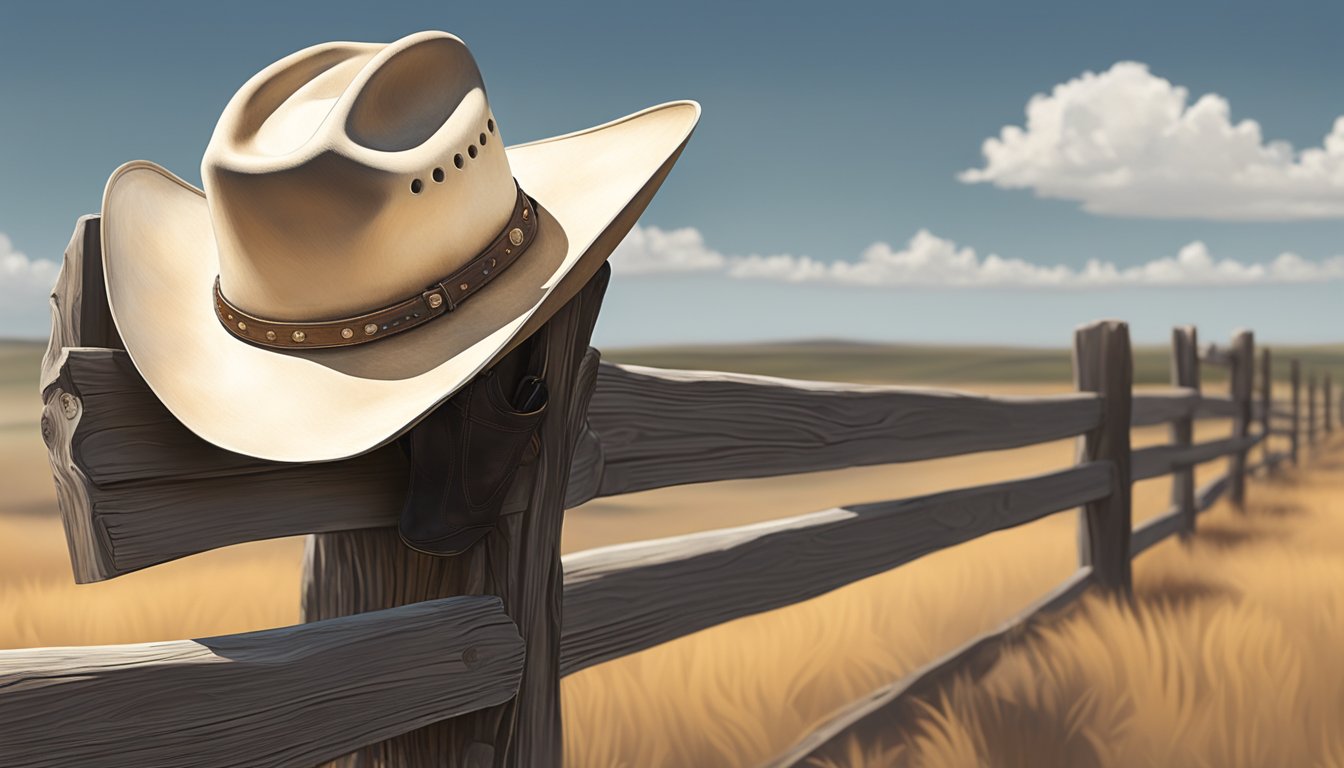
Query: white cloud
0,232,59,336
959,62,1344,220
609,224,727,273
616,224,1344,288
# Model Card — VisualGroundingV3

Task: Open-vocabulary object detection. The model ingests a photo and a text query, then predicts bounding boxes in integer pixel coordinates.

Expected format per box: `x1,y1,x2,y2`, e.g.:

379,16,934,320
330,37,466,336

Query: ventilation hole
432,167,445,183
454,154,464,169
488,118,495,133
410,179,423,194
467,145,478,159
480,132,488,146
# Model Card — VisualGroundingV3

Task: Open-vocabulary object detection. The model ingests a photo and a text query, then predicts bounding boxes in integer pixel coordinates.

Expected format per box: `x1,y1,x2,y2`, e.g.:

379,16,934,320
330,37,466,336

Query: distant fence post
1309,373,1318,447
1259,348,1273,473
1073,320,1133,595
1228,330,1254,509
1170,326,1200,537
1326,375,1333,435
1291,360,1301,464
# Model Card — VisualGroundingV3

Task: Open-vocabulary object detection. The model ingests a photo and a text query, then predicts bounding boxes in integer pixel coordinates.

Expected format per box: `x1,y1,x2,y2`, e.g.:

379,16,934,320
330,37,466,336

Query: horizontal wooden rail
1196,472,1231,511
570,363,1102,502
769,567,1094,767
558,463,1113,676
1129,508,1184,558
1130,388,1197,426
0,597,523,768
45,348,1104,581
1195,394,1238,419
1130,434,1261,482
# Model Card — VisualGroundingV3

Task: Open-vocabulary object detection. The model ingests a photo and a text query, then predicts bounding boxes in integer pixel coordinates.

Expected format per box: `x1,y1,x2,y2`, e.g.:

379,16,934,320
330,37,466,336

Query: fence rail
9,214,1343,767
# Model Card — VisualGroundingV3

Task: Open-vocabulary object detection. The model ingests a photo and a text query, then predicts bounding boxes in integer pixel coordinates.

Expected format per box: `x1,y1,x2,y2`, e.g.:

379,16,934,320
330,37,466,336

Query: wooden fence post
1291,360,1301,464
1228,330,1254,509
1073,320,1133,595
302,265,611,768
1260,348,1273,473
1309,373,1318,447
1170,326,1200,537
1326,375,1333,435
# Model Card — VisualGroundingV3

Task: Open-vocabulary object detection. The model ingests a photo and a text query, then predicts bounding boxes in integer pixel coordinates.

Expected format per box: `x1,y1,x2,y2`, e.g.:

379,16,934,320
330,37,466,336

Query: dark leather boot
398,342,548,556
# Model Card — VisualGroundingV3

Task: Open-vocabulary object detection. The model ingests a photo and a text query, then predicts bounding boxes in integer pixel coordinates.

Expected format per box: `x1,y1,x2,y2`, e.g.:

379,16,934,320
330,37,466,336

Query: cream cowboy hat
100,30,699,462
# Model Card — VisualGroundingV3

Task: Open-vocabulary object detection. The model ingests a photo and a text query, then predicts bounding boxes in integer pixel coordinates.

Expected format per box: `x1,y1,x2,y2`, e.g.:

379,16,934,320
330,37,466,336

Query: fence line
8,214,1343,767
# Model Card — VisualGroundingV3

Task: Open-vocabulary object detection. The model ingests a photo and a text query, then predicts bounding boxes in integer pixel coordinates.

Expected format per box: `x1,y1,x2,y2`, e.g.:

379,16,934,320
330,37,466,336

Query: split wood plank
0,597,522,768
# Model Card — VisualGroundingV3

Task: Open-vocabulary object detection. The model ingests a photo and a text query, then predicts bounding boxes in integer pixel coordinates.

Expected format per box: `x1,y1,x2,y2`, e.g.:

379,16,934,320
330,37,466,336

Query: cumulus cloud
0,232,59,336
959,62,1344,220
609,224,727,273
614,224,1344,288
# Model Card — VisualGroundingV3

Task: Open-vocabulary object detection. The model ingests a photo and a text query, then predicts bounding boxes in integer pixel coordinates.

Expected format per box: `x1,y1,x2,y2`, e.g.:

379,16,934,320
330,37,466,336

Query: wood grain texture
560,462,1113,676
46,360,1103,581
1131,435,1260,482
1169,326,1199,538
0,597,522,768
303,266,610,768
576,364,1102,500
40,216,122,394
769,567,1094,768
1073,320,1133,594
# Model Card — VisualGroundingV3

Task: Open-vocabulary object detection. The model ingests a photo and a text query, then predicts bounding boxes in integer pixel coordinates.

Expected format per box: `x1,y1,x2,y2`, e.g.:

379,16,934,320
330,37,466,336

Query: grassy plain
2,338,1342,766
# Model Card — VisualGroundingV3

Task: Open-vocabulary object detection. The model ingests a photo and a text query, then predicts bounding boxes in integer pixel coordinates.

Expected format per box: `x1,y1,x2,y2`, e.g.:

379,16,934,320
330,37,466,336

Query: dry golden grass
819,436,1344,768
2,355,1318,768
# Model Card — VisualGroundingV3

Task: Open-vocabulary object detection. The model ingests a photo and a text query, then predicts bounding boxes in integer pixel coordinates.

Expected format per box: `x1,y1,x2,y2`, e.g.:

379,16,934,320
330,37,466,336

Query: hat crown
202,31,517,322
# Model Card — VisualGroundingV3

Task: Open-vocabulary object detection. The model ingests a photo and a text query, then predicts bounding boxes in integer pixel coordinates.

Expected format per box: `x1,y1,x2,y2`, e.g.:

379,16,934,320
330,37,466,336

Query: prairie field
3,338,1343,767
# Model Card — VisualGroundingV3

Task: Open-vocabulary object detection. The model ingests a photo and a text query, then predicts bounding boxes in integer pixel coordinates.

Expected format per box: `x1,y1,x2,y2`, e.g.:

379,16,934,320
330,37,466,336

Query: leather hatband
214,183,539,350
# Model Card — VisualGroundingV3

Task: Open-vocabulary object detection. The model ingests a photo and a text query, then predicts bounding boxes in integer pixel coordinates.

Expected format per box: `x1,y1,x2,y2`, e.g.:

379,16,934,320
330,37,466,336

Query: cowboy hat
100,30,699,462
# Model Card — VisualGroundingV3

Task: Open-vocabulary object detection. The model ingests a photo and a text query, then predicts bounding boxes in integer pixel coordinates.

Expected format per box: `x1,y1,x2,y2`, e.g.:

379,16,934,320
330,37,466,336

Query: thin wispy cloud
0,232,59,336
613,224,1344,288
959,62,1344,221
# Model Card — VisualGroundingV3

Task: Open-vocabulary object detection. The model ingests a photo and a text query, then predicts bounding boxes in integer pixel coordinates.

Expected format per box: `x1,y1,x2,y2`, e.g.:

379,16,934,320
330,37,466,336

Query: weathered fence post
1073,320,1132,595
1308,373,1318,447
1228,330,1254,509
1326,375,1333,435
1170,326,1200,537
302,265,611,768
1291,360,1301,464
1259,348,1273,473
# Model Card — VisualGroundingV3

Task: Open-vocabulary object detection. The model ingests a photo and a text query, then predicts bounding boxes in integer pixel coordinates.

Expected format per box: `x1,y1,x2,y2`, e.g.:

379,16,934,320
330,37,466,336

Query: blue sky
3,0,1343,347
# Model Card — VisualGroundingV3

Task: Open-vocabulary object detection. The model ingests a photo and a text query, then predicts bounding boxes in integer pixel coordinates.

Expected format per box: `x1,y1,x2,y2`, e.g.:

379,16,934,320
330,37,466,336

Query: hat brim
100,101,699,462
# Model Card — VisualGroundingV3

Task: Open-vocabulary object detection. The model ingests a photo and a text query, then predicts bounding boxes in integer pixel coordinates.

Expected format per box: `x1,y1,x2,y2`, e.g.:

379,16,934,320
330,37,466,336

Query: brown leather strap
214,183,539,350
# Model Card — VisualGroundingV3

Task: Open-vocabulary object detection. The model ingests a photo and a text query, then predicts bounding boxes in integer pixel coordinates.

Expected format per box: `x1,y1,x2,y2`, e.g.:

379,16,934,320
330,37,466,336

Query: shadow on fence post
1073,320,1133,595
1228,330,1254,509
1169,326,1199,538
1260,347,1273,474
1291,360,1302,465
